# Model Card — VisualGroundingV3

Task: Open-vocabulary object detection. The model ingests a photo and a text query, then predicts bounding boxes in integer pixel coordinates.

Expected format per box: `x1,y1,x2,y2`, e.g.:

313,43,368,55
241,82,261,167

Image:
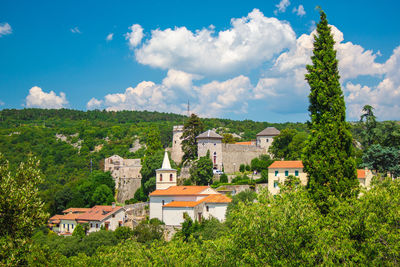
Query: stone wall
116,177,142,203
124,202,149,228
171,125,184,164
221,144,266,173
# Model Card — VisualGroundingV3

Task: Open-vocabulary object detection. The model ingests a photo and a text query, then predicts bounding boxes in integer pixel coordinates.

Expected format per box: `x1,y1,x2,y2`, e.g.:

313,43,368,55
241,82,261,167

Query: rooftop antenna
187,100,190,117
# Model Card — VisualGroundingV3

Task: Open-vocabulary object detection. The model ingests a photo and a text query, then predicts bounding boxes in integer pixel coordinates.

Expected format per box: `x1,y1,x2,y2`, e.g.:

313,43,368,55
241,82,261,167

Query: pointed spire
161,150,172,169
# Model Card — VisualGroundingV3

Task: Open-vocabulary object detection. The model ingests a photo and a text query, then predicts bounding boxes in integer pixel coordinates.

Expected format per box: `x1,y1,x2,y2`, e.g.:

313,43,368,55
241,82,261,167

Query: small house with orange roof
357,168,373,188
149,151,231,226
48,204,125,235
268,160,306,195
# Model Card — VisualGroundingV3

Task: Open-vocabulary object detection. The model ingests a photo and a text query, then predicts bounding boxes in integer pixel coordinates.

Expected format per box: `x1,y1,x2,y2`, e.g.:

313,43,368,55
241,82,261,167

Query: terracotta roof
357,169,366,178
196,130,223,139
48,214,63,224
63,208,91,214
163,194,231,208
150,186,210,196
256,127,280,136
163,201,198,208
199,194,232,203
268,161,303,169
234,141,254,145
76,205,123,222
60,213,82,220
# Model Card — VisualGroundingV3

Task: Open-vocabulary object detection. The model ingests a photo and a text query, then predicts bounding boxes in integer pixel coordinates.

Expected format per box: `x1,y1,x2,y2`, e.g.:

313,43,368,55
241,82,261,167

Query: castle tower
256,127,280,153
196,130,223,170
156,151,177,190
171,125,184,164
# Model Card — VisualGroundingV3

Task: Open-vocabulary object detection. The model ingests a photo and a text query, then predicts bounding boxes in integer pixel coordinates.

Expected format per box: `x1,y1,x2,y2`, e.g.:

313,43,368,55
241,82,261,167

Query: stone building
104,155,142,203
149,152,231,226
171,125,184,164
195,127,280,173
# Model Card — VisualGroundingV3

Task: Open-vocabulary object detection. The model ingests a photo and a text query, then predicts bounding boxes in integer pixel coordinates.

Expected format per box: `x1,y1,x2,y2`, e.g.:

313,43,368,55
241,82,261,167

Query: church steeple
156,151,177,190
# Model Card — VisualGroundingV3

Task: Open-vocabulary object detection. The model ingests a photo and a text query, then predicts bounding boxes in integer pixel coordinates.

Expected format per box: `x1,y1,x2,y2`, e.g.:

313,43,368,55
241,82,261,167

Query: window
162,200,165,205
214,143,216,146
206,206,209,212
267,138,269,142
112,214,115,218
274,181,279,188
160,174,163,181
275,171,278,176
96,223,99,228
295,170,299,176
72,224,74,229
170,174,173,181
90,223,93,228
285,170,289,176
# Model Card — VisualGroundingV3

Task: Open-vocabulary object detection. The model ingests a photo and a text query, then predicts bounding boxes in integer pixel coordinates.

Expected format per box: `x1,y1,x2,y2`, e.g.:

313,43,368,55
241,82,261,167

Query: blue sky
1,0,399,122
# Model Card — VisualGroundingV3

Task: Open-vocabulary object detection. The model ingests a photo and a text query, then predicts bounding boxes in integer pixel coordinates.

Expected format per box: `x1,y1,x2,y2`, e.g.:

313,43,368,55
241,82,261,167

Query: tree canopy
303,9,359,213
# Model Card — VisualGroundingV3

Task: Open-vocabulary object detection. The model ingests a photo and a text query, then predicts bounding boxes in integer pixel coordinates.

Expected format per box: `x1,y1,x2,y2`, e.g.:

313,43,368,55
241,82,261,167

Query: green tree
303,9,359,213
239,164,245,173
72,224,85,240
181,114,204,163
0,155,48,265
268,128,297,159
91,184,114,205
360,104,377,148
189,151,213,185
222,133,236,144
144,127,162,157
362,144,400,177
114,226,134,241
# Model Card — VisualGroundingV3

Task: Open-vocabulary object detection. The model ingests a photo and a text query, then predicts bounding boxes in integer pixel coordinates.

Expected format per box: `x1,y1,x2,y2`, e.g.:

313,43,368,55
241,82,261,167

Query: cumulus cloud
134,9,296,75
26,86,68,109
162,69,201,92
274,0,290,14
87,98,103,109
193,75,253,117
0,22,12,37
344,46,400,120
106,33,113,41
293,5,306,16
70,27,81,34
125,24,143,48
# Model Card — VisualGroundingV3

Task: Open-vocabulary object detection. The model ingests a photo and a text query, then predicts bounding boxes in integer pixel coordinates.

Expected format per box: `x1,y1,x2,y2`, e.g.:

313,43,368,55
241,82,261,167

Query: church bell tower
156,151,177,190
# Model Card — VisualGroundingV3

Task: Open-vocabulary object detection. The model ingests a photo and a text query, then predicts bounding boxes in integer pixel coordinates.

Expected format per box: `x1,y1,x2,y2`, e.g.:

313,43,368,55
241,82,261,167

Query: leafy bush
219,173,228,183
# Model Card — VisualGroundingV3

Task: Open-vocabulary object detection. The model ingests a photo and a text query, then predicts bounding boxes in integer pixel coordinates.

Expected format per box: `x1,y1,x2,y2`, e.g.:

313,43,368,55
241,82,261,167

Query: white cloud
87,98,103,109
26,86,68,109
97,81,181,113
293,5,306,16
274,0,290,14
134,9,296,75
0,22,12,37
125,24,143,48
106,33,114,41
344,46,400,120
0,100,4,106
70,27,81,34
162,69,201,91
193,75,253,117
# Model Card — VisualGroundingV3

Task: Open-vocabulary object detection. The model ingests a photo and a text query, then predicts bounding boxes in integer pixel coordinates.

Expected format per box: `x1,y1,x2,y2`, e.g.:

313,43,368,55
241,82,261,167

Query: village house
48,204,125,235
268,160,374,195
149,151,231,226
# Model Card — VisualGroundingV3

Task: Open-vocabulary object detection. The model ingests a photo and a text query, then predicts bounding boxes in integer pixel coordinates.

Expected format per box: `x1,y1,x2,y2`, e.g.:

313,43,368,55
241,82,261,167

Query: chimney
112,202,115,209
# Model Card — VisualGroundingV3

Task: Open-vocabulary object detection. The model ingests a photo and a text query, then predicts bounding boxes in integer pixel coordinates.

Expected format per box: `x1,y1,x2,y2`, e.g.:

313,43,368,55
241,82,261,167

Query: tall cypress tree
303,9,359,213
181,114,204,163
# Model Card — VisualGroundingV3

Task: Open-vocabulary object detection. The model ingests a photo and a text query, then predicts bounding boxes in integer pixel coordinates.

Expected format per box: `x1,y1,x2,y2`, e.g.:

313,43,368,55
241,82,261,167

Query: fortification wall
116,177,142,203
222,144,266,173
171,125,184,164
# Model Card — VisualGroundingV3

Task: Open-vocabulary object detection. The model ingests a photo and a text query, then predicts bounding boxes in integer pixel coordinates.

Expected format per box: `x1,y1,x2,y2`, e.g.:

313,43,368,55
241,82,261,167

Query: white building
149,151,232,226
48,205,126,235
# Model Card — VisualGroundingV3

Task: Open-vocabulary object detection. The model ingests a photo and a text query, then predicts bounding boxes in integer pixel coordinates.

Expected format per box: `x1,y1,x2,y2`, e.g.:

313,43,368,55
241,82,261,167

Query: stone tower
156,151,177,190
171,125,184,164
196,130,223,171
256,127,281,153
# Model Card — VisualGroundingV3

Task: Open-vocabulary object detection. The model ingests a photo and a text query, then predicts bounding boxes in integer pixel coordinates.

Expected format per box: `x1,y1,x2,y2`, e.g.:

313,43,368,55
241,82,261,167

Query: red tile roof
63,208,91,214
163,194,231,208
268,161,303,169
199,194,232,203
357,169,366,178
150,186,210,196
234,141,253,145
76,205,123,222
163,201,199,208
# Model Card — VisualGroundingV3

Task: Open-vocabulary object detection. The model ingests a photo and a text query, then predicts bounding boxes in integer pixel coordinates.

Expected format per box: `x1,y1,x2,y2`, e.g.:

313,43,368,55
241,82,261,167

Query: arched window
213,152,217,164
170,174,173,181
160,174,163,181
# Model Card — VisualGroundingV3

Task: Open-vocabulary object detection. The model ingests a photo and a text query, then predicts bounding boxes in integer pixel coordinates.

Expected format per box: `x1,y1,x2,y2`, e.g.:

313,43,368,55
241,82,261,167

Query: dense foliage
303,10,359,212
181,114,204,163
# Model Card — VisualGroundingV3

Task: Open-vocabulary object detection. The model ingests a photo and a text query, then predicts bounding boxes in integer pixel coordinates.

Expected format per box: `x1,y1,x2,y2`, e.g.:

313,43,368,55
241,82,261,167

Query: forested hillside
0,108,306,215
